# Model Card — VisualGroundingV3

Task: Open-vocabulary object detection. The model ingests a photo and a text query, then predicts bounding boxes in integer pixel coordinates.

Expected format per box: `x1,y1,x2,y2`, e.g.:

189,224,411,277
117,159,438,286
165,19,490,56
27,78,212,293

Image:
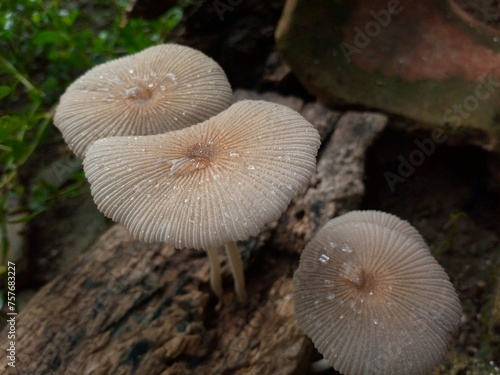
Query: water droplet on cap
319,253,330,264
341,243,352,253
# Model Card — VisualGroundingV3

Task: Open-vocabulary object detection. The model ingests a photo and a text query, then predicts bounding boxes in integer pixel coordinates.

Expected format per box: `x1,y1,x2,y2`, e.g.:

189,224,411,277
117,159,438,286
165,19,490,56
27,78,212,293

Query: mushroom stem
206,247,223,299
224,241,248,303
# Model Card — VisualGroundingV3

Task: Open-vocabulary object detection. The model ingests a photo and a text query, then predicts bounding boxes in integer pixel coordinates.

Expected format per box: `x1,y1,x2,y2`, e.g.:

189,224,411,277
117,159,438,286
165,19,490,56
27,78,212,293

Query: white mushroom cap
293,210,462,375
54,44,233,158
83,100,321,249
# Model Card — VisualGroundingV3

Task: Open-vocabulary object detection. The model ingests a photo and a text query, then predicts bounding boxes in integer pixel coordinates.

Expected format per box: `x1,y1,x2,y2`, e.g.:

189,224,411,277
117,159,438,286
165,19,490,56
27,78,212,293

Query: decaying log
0,92,387,375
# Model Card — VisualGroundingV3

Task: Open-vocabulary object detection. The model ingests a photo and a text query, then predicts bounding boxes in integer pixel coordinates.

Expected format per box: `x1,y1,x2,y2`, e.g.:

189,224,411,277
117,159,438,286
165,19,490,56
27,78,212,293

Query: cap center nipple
125,85,154,103
168,142,219,176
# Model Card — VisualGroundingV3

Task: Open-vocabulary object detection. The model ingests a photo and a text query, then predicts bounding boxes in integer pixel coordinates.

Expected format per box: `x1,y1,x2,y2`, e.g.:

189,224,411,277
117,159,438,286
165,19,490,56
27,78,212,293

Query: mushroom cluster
293,210,462,375
55,43,322,302
84,100,320,301
54,44,233,158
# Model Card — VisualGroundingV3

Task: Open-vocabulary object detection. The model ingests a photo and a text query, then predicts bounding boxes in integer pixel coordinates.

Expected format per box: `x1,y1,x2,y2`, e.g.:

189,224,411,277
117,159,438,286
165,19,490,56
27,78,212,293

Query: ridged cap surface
54,44,233,158
84,100,321,249
293,210,462,375
334,210,429,252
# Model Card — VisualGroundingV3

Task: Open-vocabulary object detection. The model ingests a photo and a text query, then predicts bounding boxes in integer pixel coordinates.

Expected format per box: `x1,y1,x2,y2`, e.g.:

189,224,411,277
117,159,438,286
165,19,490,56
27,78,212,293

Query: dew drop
329,241,336,249
341,243,352,253
229,150,240,157
326,292,335,300
319,253,330,264
166,72,177,82
247,165,256,170
374,318,379,325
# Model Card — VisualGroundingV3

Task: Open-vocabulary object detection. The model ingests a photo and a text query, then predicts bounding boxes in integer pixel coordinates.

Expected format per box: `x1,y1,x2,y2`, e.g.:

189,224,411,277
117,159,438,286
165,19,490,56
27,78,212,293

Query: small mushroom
293,210,462,375
84,100,321,302
54,43,233,158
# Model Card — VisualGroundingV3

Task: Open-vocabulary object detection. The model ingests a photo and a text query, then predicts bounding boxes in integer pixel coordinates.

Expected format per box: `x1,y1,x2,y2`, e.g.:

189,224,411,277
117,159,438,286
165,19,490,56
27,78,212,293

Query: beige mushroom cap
293,210,462,375
83,100,321,249
335,210,429,252
54,44,233,158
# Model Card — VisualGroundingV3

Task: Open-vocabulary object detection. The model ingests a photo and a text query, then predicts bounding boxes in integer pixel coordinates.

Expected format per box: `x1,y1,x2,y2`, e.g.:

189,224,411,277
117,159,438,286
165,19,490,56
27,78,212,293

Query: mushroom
83,100,321,302
293,210,462,375
54,43,233,158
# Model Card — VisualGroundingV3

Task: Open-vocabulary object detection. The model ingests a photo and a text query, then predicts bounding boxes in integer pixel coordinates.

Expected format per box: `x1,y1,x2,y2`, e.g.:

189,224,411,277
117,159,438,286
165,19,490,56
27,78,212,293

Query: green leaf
163,7,183,31
33,30,69,45
0,86,10,100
